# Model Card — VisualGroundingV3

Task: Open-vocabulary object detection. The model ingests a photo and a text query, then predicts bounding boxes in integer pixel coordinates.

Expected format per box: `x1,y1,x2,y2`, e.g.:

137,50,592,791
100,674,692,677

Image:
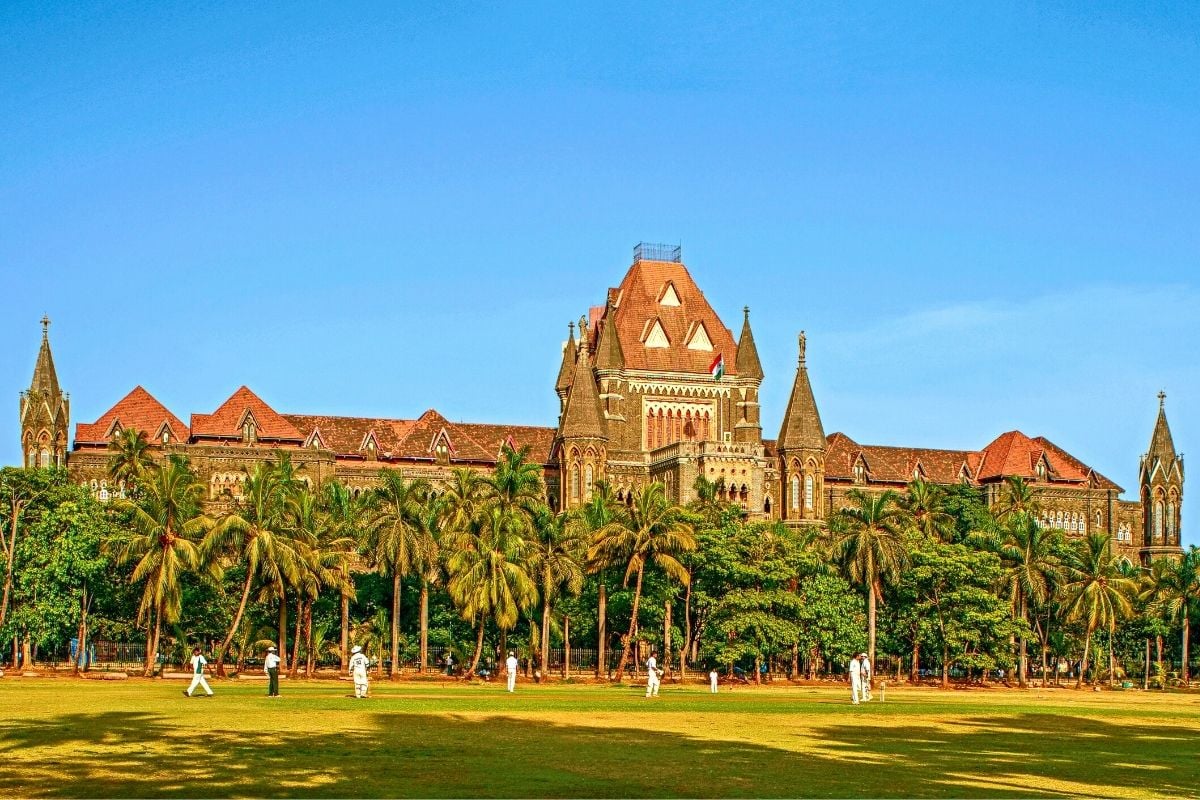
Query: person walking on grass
349,645,370,699
859,653,872,702
505,651,519,693
849,653,863,705
709,668,719,694
645,650,661,698
264,645,281,697
184,647,213,697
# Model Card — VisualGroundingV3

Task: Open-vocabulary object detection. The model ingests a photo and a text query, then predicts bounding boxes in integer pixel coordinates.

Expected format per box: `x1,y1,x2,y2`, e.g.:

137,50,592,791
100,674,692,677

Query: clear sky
1,2,1196,544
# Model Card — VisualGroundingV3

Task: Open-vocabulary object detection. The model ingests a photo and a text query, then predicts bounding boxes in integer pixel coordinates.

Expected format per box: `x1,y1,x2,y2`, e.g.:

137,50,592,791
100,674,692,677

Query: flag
710,353,724,381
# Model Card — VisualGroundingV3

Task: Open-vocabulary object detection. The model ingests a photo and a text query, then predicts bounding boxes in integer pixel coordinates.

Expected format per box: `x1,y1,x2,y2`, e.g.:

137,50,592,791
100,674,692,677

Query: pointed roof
75,386,189,445
594,307,625,371
735,307,763,381
777,332,825,451
1148,392,1177,459
190,386,303,441
29,316,61,399
559,349,607,440
602,257,739,374
556,323,577,393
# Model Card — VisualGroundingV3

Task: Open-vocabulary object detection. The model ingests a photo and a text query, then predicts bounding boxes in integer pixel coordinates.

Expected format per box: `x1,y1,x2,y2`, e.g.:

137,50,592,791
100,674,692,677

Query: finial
743,306,750,321
798,330,807,366
41,315,50,338
568,320,575,336
1159,390,1166,409
579,314,588,345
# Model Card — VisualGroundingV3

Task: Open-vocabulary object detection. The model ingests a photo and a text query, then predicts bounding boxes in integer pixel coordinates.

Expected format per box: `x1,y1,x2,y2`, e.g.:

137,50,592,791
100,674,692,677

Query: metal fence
633,242,682,263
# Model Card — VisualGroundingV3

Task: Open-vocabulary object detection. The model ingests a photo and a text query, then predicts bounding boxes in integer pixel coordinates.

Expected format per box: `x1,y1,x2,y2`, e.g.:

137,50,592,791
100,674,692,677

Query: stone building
19,243,1183,563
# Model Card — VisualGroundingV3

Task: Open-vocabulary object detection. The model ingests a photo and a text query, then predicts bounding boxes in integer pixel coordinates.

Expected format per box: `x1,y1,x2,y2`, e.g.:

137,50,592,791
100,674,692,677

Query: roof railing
634,242,682,263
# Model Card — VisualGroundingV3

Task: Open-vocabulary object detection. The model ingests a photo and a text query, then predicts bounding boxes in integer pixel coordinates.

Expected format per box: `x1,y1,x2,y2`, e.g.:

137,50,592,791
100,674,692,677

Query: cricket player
264,645,281,697
184,646,213,697
645,650,661,698
860,653,872,701
709,668,719,694
505,650,519,693
849,653,862,705
349,645,370,699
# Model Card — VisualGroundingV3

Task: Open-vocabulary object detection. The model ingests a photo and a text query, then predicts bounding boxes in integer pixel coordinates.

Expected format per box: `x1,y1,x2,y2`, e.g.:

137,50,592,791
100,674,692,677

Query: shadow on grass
0,708,1196,798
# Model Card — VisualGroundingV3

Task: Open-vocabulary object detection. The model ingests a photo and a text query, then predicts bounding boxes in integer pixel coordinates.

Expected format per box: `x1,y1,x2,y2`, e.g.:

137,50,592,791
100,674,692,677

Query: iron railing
633,242,682,263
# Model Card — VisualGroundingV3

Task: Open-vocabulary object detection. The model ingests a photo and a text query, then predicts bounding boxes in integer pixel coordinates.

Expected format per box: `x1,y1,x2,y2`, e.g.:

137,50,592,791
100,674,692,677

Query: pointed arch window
804,474,814,510
1154,500,1164,541
585,464,594,500
790,474,800,512
647,409,657,450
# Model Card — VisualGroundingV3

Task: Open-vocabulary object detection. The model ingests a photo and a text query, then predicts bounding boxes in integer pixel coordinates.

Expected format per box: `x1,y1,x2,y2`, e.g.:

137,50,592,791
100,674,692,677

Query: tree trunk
1183,611,1190,686
340,590,350,670
596,581,607,678
148,605,163,678
22,636,34,669
791,643,799,681
289,597,303,678
304,602,315,678
866,581,877,691
614,563,645,682
910,627,920,683
1018,597,1028,687
663,598,672,677
1143,638,1150,691
1156,634,1163,680
419,580,429,674
215,569,254,676
753,654,761,685
390,572,401,678
1077,632,1091,689
941,644,949,689
73,587,89,676
680,582,691,679
562,615,570,679
142,615,154,676
1108,619,1116,688
540,578,551,677
277,585,287,667
465,619,485,677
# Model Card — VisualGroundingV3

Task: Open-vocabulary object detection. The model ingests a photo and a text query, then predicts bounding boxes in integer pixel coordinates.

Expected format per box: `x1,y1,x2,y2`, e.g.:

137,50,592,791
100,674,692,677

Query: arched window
1167,500,1177,539
39,448,50,467
804,474,814,510
1056,511,1064,529
647,410,657,450
673,411,681,444
790,474,800,511
27,451,36,468
764,495,772,514
570,464,581,503
701,412,710,441
1153,501,1163,541
1095,511,1102,529
584,464,594,500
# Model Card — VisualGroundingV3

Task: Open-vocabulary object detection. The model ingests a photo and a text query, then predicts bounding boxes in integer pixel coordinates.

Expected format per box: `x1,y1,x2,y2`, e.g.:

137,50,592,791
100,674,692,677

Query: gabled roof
1034,436,1122,491
191,386,303,441
734,307,764,381
824,432,977,484
602,259,739,374
75,386,189,445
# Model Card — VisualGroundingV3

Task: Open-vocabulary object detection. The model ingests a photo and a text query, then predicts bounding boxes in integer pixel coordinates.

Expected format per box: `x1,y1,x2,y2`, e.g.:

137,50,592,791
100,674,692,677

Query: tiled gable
190,386,302,442
75,386,189,446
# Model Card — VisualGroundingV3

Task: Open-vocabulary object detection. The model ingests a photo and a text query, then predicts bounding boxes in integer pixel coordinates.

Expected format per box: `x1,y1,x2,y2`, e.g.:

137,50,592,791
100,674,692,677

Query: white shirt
849,658,862,678
861,660,872,678
506,656,518,673
349,653,369,676
264,653,281,670
190,654,207,674
647,656,658,674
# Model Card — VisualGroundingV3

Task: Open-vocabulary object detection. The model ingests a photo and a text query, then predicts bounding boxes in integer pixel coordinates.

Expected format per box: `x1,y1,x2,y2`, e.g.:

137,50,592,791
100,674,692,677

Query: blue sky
1,2,1196,543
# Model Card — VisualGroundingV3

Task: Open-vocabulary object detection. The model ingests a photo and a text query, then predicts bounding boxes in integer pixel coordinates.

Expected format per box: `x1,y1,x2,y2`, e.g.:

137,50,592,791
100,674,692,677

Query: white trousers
861,675,872,701
646,673,660,697
353,676,368,698
187,674,213,696
710,675,718,693
850,675,862,704
507,671,516,692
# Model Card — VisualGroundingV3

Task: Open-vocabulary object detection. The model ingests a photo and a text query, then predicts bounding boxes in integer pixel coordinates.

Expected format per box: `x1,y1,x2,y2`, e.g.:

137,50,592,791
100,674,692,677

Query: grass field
1,677,1197,798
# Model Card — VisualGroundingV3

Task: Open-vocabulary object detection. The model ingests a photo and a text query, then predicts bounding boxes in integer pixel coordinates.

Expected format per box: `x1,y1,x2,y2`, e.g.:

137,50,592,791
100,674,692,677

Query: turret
555,321,577,415
1139,392,1184,554
732,306,764,445
555,342,608,511
19,316,70,468
777,331,825,522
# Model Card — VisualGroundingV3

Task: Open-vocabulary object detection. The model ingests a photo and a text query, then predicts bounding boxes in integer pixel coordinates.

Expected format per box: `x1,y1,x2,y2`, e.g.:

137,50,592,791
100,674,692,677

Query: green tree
574,480,624,677
1062,532,1136,688
106,427,154,488
588,482,696,681
828,488,909,668
322,481,368,668
1,467,56,630
901,479,955,542
1142,546,1200,686
993,476,1042,522
531,506,586,675
110,456,212,676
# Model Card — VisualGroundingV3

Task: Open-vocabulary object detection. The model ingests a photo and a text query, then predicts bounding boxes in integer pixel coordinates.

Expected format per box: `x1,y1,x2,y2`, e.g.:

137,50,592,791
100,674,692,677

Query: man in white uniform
184,647,213,697
349,645,370,699
709,668,719,694
859,653,872,701
505,650,519,693
264,645,281,697
849,653,862,705
645,650,661,698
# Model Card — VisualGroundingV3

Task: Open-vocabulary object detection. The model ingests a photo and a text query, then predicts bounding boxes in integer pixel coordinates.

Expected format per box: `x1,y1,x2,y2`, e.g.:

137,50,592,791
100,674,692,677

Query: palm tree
323,481,368,669
1140,557,1179,683
485,445,544,523
575,481,625,677
442,468,485,533
110,456,211,676
986,513,1063,687
202,461,305,675
531,506,586,676
107,427,154,488
1143,546,1200,686
901,478,954,542
287,487,356,677
363,470,432,678
993,476,1042,522
588,482,696,682
1062,532,1136,688
444,503,538,676
828,489,910,668
416,493,445,673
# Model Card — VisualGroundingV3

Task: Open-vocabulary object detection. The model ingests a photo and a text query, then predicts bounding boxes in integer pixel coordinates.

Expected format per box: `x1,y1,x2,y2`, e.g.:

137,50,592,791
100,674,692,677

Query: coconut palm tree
1062,532,1136,688
442,468,485,533
444,503,538,676
202,460,305,675
322,481,368,668
107,427,154,488
287,487,356,677
110,456,212,676
828,489,910,668
363,470,432,678
588,482,696,682
574,481,624,677
1143,546,1200,686
901,478,955,542
531,505,586,675
485,445,544,524
993,476,1042,522
986,513,1063,686
1140,557,1179,683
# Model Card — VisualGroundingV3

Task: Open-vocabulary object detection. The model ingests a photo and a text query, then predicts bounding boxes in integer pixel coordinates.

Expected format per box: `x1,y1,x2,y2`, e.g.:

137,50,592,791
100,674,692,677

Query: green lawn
0,677,1197,798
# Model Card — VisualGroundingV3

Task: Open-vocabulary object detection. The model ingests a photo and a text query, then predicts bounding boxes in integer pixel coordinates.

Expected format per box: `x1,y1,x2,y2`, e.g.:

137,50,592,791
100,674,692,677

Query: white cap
268,646,276,652
351,645,362,654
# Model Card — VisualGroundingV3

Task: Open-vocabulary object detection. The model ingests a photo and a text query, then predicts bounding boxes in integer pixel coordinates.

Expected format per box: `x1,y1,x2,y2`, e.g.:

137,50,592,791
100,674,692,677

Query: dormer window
1035,461,1046,479
853,461,866,482
242,419,257,444
162,430,170,444
644,319,670,348
659,282,681,307
686,323,713,352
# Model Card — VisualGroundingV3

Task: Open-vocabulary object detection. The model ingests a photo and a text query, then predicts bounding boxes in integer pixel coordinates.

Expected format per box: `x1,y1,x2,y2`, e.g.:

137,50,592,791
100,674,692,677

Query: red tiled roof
825,432,975,484
604,259,739,375
282,414,415,456
75,386,189,445
1034,436,1122,491
190,386,303,442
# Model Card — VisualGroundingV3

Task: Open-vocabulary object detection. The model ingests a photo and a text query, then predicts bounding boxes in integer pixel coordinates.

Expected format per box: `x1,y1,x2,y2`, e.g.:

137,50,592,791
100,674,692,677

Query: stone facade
18,244,1184,564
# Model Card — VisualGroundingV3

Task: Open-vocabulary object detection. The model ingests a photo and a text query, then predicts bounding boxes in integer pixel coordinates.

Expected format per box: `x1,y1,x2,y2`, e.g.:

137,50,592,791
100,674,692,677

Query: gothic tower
555,323,608,511
732,307,764,445
19,316,70,469
1139,392,1184,560
777,332,825,522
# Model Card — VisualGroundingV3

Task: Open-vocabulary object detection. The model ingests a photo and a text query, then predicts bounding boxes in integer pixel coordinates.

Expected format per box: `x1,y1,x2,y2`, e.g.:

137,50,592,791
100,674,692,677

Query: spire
30,315,61,400
1148,391,1177,459
734,306,763,381
555,322,577,393
594,304,625,371
559,347,607,440
777,331,825,451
